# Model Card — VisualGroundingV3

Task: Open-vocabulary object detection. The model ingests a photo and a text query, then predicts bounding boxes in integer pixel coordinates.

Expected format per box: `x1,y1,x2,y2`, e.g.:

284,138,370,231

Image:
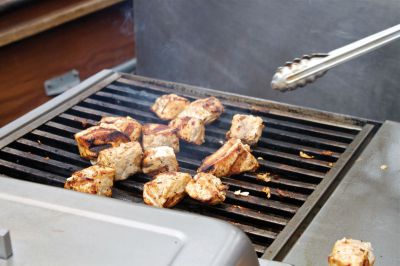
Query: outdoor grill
0,70,378,261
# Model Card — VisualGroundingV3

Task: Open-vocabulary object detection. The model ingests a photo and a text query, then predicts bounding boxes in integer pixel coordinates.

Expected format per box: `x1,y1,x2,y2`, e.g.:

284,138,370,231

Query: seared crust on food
226,114,264,145
151,94,190,120
64,165,114,197
142,123,179,152
143,172,192,208
169,116,205,145
75,126,130,160
198,138,259,177
97,142,143,181
328,238,375,266
178,97,224,124
185,173,228,205
99,116,141,141
142,146,179,176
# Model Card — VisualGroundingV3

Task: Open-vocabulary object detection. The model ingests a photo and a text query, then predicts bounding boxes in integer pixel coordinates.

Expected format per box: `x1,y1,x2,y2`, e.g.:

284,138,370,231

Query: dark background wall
134,0,400,122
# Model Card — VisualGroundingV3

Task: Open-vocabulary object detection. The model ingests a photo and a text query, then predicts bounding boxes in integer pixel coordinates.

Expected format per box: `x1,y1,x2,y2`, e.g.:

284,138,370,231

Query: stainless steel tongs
271,24,400,91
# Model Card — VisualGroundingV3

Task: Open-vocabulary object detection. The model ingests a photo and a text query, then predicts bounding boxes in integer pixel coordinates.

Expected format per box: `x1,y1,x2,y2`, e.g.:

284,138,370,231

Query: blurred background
1,0,400,127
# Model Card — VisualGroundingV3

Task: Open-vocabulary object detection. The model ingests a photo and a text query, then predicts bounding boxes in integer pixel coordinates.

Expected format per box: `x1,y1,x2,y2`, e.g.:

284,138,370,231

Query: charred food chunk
97,142,143,181
142,123,179,152
142,146,179,176
143,171,192,208
169,116,205,145
151,94,190,120
226,114,264,145
64,165,114,197
178,97,224,124
198,138,259,177
185,173,228,205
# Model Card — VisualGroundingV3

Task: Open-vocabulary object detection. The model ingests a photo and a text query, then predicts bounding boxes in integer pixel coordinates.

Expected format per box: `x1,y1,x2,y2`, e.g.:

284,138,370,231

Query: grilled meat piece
97,142,143,181
185,173,228,205
178,97,224,124
142,123,179,153
143,171,192,208
151,94,190,120
142,146,179,176
75,126,130,160
328,238,375,266
169,116,205,145
226,114,264,145
64,165,114,197
198,138,259,177
99,116,141,141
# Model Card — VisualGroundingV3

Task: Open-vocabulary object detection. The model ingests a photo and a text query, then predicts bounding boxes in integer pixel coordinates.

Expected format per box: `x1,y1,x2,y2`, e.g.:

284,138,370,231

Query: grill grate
0,73,375,258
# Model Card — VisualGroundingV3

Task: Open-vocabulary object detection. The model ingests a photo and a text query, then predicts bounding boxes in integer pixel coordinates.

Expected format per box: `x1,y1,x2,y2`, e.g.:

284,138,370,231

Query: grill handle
271,24,400,91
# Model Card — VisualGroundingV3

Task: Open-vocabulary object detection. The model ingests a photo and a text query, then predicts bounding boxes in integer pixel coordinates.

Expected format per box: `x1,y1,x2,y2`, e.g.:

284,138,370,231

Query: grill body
0,70,377,259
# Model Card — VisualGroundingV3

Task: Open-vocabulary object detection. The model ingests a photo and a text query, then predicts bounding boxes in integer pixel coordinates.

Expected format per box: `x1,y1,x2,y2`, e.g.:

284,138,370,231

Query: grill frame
0,70,377,260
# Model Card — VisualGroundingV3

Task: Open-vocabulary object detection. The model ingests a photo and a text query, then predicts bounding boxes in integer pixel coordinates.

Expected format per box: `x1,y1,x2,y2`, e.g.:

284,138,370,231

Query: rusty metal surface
0,71,378,258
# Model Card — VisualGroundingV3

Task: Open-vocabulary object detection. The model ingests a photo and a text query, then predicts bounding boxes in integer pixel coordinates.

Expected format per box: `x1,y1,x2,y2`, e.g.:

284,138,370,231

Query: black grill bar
0,73,376,259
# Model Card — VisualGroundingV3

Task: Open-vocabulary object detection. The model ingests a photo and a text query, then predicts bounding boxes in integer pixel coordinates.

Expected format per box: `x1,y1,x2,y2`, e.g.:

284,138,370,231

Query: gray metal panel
0,177,258,266
283,121,400,266
134,0,400,122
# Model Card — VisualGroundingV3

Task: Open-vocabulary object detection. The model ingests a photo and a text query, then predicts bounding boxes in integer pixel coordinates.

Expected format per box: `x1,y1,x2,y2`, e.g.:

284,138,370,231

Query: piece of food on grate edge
328,238,375,266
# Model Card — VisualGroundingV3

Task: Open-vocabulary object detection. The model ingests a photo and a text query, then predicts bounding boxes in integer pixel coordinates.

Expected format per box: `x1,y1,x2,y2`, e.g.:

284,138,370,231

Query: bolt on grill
0,72,376,259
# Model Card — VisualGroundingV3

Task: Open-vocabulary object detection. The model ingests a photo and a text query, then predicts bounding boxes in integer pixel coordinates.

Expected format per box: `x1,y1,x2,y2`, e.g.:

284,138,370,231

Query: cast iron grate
0,74,375,258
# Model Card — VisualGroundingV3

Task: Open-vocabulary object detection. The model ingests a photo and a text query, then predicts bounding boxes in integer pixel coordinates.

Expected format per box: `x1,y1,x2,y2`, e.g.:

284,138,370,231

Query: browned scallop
226,114,264,145
178,97,224,124
99,116,142,141
185,173,228,205
198,138,259,177
143,171,192,208
74,126,130,160
64,165,115,197
142,123,179,152
97,142,143,181
151,94,190,120
142,146,179,176
169,116,205,145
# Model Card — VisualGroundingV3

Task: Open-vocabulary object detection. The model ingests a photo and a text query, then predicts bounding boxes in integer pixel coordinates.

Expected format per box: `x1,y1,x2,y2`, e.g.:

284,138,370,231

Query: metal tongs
271,24,400,91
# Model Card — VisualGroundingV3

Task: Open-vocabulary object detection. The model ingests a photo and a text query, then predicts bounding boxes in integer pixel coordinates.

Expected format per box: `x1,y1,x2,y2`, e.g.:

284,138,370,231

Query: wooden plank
0,0,124,47
0,1,135,126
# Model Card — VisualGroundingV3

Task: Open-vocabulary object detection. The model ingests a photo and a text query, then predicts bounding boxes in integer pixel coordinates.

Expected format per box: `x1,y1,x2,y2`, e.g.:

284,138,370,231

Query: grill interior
0,74,375,257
